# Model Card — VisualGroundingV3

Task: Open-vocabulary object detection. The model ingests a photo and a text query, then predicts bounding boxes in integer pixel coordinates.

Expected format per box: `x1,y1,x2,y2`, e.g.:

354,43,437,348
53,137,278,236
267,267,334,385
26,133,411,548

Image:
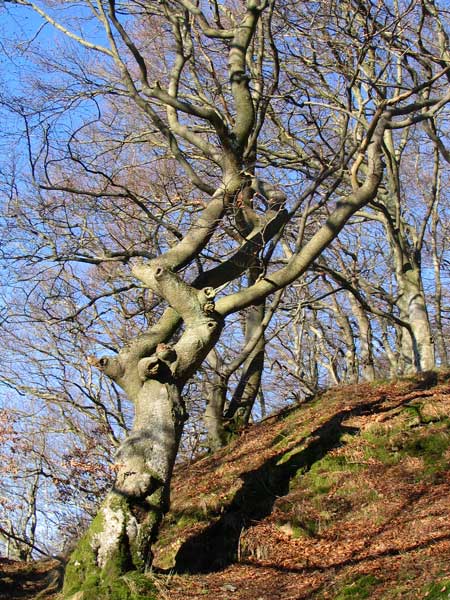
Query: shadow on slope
173,396,393,573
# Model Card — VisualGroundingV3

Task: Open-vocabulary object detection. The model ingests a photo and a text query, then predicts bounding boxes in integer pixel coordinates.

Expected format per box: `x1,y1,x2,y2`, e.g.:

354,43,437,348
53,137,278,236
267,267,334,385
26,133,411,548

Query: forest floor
0,557,61,599
1,371,450,599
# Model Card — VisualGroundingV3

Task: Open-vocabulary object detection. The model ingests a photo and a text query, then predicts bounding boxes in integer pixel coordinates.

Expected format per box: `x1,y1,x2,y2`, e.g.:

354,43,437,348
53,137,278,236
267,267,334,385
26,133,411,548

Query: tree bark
348,294,376,381
225,267,266,427
63,378,186,599
63,265,223,599
203,351,228,451
396,265,434,373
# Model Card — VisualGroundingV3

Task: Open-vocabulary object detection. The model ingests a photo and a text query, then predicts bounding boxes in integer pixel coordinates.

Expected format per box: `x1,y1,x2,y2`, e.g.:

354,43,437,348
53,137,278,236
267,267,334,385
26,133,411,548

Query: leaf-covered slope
0,558,61,600
154,371,450,600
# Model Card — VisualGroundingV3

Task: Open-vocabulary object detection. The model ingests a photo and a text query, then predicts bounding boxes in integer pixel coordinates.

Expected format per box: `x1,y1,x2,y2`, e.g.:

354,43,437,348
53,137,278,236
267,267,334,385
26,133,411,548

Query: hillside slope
153,372,450,600
2,373,450,600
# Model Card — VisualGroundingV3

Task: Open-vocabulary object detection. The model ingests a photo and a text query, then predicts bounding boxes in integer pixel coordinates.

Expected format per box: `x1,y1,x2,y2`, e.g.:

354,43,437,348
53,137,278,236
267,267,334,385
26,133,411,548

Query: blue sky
0,2,109,91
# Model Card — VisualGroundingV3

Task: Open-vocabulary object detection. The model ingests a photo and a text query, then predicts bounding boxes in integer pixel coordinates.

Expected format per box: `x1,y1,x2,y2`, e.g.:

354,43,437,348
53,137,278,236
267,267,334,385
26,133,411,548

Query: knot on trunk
87,355,124,380
203,286,215,298
138,356,162,380
138,345,177,382
156,343,177,362
203,301,216,314
114,463,163,499
197,287,216,315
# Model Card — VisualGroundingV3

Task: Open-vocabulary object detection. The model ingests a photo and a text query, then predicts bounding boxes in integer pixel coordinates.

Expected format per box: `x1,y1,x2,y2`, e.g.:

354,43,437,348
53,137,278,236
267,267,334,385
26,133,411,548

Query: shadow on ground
173,395,398,573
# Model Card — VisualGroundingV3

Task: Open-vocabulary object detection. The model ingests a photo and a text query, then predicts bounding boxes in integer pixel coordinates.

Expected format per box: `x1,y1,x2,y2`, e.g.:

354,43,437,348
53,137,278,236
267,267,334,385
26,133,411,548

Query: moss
65,570,157,600
295,518,319,537
293,453,361,496
421,579,450,599
67,572,157,600
405,428,449,458
361,427,403,466
152,504,217,571
340,484,379,503
132,491,164,572
272,421,310,450
277,443,308,466
334,574,380,599
277,516,320,538
63,491,162,600
361,417,450,476
402,427,450,479
63,509,105,597
101,571,157,600
401,404,423,426
307,470,336,495
176,511,207,527
370,377,391,386
272,429,294,448
404,401,450,426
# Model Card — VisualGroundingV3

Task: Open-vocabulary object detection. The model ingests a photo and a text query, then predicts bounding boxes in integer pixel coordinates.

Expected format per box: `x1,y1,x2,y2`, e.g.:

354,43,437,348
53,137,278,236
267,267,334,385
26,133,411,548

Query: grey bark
63,264,223,596
225,302,265,426
376,128,435,373
324,282,358,383
348,294,376,381
380,207,435,373
430,153,448,366
10,4,449,597
225,267,266,427
203,351,228,451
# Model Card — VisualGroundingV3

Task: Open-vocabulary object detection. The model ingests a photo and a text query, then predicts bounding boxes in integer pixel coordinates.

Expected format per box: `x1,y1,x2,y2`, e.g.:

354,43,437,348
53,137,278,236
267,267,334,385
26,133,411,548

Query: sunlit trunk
397,269,435,373
63,379,186,599
225,300,265,427
204,355,228,450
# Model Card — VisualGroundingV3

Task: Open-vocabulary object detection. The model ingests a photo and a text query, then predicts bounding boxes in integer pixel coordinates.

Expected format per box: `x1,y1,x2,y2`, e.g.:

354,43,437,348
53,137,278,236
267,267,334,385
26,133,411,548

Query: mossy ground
333,574,381,599
421,579,450,599
156,372,450,599
6,372,450,599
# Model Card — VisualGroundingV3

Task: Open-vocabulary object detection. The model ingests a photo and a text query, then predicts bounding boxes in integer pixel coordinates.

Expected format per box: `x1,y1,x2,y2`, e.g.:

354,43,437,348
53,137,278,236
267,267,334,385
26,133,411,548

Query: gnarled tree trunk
63,265,223,599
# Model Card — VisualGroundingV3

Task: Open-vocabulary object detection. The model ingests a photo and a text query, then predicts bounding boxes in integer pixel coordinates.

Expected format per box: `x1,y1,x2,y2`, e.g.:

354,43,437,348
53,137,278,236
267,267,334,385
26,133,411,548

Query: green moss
379,576,450,600
101,571,157,600
272,429,294,448
63,491,162,600
307,470,336,495
295,518,319,537
402,404,423,426
405,430,450,480
151,505,215,571
63,509,105,597
176,511,206,527
294,453,361,495
132,490,164,572
67,572,157,600
362,418,450,475
277,443,308,466
421,579,450,599
334,574,380,599
290,524,305,539
361,427,403,466
340,484,379,503
368,377,391,388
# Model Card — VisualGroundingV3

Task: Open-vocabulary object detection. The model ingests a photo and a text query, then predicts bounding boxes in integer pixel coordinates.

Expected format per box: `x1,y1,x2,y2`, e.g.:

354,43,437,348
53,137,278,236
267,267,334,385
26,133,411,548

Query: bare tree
1,1,450,597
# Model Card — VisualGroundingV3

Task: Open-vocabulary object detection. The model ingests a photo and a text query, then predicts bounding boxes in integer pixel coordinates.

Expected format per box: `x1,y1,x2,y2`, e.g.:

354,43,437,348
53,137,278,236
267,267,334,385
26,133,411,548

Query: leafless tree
1,0,450,596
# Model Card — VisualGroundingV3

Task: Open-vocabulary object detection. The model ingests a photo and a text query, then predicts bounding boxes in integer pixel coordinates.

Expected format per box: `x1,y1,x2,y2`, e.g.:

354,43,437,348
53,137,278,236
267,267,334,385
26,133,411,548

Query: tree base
62,493,160,600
